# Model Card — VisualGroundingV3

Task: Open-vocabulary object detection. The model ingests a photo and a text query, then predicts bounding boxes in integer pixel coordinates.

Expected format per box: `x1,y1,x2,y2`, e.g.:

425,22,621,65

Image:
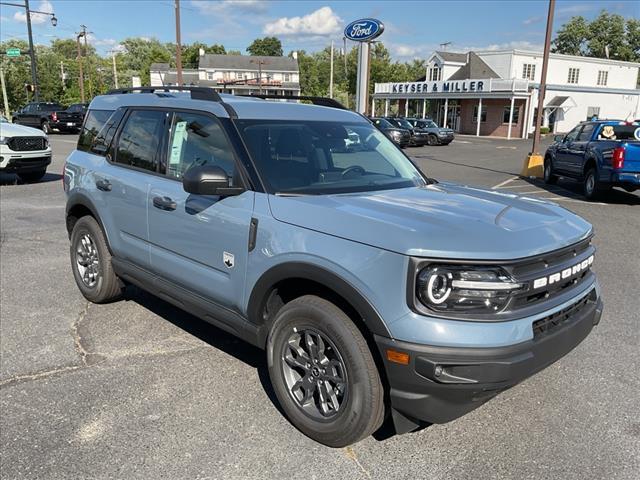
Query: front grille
532,290,593,339
7,136,46,152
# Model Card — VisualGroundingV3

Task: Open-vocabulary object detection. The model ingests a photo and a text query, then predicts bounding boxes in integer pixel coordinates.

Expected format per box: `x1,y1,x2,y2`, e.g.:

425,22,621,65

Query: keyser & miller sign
381,79,488,94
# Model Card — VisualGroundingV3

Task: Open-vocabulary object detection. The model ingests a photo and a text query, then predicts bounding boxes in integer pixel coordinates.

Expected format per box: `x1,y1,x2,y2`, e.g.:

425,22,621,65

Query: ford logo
344,18,384,42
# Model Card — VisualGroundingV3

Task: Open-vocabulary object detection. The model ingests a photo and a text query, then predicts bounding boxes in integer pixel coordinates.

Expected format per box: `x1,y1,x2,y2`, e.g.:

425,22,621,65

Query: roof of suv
89,92,367,123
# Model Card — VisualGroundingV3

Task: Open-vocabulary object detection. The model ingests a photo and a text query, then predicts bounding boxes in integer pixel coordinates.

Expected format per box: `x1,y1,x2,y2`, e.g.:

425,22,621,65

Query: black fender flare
65,192,109,243
247,262,392,340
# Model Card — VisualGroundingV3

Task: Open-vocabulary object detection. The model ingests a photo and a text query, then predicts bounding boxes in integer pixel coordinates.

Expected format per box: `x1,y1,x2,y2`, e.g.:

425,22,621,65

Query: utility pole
251,59,267,94
76,31,85,103
60,61,65,90
343,37,348,108
0,1,57,102
175,0,183,85
81,25,93,99
522,0,555,177
0,64,10,118
110,50,119,89
531,0,555,156
329,40,334,98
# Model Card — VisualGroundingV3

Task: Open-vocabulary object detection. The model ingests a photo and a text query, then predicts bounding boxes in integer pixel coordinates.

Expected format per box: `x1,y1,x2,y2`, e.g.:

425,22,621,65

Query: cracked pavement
1,136,639,479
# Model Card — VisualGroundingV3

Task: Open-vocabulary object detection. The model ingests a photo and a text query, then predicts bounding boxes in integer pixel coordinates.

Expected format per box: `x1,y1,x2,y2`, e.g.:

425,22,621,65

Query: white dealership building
372,49,640,137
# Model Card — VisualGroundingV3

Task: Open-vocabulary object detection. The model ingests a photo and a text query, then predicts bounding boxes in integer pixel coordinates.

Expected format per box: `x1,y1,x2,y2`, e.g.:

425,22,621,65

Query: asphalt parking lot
1,134,639,479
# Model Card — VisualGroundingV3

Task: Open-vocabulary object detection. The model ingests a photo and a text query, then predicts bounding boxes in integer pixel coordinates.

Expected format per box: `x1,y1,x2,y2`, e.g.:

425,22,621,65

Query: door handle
153,196,177,211
95,179,112,192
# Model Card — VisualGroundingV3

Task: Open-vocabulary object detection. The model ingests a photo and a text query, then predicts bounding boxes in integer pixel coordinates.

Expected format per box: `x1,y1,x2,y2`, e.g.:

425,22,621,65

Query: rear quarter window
77,110,114,152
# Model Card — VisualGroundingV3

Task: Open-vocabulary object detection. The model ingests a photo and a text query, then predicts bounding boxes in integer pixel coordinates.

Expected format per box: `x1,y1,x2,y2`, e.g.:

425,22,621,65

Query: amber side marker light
386,349,410,365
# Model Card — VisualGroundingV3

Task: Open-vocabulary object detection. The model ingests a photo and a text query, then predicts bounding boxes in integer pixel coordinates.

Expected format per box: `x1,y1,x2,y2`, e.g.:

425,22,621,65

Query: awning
544,96,576,110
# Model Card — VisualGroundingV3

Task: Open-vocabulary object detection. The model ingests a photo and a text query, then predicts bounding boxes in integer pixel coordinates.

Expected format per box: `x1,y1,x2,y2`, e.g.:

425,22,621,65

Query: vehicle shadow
121,285,286,417
0,172,63,185
522,177,640,206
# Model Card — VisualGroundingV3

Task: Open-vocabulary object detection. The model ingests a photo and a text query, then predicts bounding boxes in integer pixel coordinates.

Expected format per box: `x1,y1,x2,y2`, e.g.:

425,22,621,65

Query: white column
443,98,449,128
355,42,370,114
384,98,389,116
522,96,529,139
371,97,376,116
422,98,427,119
507,96,515,140
476,97,482,136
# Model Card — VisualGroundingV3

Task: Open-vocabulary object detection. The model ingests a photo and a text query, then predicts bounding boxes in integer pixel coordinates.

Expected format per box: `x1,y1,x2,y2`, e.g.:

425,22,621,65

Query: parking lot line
491,176,518,189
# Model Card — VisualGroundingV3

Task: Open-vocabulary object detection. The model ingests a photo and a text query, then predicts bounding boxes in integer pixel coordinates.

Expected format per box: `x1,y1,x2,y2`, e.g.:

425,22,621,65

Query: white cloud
388,40,545,61
264,6,342,37
523,15,543,26
13,0,53,25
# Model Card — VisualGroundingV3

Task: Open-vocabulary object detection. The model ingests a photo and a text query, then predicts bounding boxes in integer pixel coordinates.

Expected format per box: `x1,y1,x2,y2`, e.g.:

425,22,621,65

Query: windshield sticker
599,125,616,140
169,121,188,167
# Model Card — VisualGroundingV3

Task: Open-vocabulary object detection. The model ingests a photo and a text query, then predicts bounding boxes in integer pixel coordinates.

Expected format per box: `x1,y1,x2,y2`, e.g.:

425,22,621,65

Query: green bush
539,127,550,134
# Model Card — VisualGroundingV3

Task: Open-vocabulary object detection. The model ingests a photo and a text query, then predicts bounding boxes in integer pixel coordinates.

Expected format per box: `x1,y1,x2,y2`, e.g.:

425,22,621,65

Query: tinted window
115,110,166,172
78,109,114,152
596,124,639,141
237,120,425,194
90,109,126,156
565,125,582,142
39,103,62,111
68,104,87,113
578,123,595,141
165,111,236,181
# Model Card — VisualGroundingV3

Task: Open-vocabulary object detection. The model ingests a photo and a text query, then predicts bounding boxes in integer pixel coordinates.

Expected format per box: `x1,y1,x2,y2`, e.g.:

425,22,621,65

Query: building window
284,73,290,82
472,105,487,123
567,68,580,84
522,64,536,80
206,72,214,81
429,66,441,81
597,70,608,86
586,106,600,121
235,72,243,80
503,105,520,124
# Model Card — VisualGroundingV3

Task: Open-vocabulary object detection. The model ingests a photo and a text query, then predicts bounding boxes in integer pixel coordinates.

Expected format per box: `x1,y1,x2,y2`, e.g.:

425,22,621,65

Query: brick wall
459,98,526,137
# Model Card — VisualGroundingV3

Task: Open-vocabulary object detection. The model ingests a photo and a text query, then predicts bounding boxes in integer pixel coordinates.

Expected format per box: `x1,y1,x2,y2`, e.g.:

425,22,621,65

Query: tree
246,37,283,56
552,16,589,56
552,11,639,62
182,42,226,67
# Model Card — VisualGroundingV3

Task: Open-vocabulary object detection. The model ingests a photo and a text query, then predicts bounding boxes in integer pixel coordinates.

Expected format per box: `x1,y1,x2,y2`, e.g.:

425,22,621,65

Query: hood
0,122,47,137
268,183,592,260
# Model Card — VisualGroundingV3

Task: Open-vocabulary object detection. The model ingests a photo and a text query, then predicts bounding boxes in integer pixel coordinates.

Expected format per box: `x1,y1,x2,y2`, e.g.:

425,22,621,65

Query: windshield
372,118,394,129
421,120,438,129
236,120,427,195
395,119,414,130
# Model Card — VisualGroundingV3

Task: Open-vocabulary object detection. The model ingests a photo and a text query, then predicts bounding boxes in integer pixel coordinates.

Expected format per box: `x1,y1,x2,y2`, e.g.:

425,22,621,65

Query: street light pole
175,0,183,85
76,32,86,103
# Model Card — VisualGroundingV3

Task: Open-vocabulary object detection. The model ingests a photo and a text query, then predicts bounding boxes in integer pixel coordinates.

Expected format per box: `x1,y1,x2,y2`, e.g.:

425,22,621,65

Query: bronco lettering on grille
532,255,594,289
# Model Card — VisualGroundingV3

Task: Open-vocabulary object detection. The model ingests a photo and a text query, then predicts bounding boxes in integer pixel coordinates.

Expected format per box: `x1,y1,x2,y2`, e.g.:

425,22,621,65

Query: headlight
417,265,523,313
0,136,7,144
390,130,401,138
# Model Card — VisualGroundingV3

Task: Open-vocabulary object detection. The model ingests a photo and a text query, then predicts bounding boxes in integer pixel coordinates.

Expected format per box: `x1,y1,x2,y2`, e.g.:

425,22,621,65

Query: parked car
12,102,86,134
383,117,427,146
403,117,455,146
370,117,411,148
65,88,603,447
0,114,52,182
544,120,640,200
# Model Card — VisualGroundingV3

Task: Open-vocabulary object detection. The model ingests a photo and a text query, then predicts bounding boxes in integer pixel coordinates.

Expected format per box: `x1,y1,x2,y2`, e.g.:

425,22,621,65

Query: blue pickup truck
544,120,640,200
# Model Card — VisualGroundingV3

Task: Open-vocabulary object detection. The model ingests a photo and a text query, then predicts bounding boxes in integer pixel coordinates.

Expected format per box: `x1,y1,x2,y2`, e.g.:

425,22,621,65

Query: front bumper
0,147,52,172
376,289,603,433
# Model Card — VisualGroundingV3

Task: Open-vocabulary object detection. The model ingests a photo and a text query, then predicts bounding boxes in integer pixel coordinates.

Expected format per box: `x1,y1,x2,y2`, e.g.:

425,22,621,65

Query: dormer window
429,65,442,81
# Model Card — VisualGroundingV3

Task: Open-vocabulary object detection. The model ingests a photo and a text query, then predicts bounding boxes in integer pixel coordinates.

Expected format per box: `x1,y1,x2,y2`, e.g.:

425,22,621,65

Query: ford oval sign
344,18,384,42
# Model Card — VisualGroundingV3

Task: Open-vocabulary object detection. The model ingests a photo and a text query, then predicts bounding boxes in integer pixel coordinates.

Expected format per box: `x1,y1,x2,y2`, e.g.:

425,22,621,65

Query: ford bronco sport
64,87,603,447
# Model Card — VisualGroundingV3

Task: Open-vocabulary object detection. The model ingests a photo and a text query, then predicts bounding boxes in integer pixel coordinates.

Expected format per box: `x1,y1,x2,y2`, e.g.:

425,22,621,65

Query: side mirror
182,165,244,196
553,135,564,143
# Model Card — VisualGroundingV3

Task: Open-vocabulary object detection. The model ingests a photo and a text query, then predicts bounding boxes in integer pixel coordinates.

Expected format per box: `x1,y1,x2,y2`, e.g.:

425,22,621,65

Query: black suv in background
404,118,455,146
12,102,87,134
383,117,428,146
370,117,411,148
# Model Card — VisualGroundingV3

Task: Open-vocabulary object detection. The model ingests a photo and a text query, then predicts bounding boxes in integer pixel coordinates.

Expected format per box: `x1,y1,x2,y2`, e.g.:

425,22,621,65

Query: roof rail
241,93,347,110
106,86,222,102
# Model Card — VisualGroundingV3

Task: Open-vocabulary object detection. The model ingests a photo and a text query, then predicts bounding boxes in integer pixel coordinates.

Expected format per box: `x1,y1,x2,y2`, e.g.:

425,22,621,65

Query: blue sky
1,0,638,59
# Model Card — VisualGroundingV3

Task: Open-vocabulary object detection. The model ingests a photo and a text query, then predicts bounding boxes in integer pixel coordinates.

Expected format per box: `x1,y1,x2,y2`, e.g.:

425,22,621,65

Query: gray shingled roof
448,52,500,80
150,63,170,72
199,54,298,72
434,51,467,63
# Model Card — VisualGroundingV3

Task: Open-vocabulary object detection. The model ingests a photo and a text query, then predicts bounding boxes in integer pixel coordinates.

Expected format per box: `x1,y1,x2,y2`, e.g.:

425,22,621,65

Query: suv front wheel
70,216,122,303
267,295,385,447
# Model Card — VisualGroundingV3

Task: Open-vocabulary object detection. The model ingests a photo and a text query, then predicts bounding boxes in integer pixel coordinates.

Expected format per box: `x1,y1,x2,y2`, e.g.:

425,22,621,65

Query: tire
427,134,438,146
70,216,122,303
583,167,601,201
17,169,46,183
41,120,51,134
267,295,385,447
543,157,558,185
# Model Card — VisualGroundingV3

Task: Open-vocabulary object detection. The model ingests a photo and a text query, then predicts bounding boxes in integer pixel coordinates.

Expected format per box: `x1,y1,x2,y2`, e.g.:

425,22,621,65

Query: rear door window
78,110,114,152
114,110,166,172
577,124,595,141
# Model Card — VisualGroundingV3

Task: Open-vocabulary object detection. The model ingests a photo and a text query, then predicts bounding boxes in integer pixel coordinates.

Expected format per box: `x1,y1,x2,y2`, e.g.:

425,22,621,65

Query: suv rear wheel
41,120,51,134
70,216,122,303
543,158,558,185
427,134,438,146
267,295,385,447
583,167,602,201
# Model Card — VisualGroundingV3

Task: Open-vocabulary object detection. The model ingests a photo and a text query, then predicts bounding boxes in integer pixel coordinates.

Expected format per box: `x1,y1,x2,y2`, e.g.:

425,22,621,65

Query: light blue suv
64,87,603,447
